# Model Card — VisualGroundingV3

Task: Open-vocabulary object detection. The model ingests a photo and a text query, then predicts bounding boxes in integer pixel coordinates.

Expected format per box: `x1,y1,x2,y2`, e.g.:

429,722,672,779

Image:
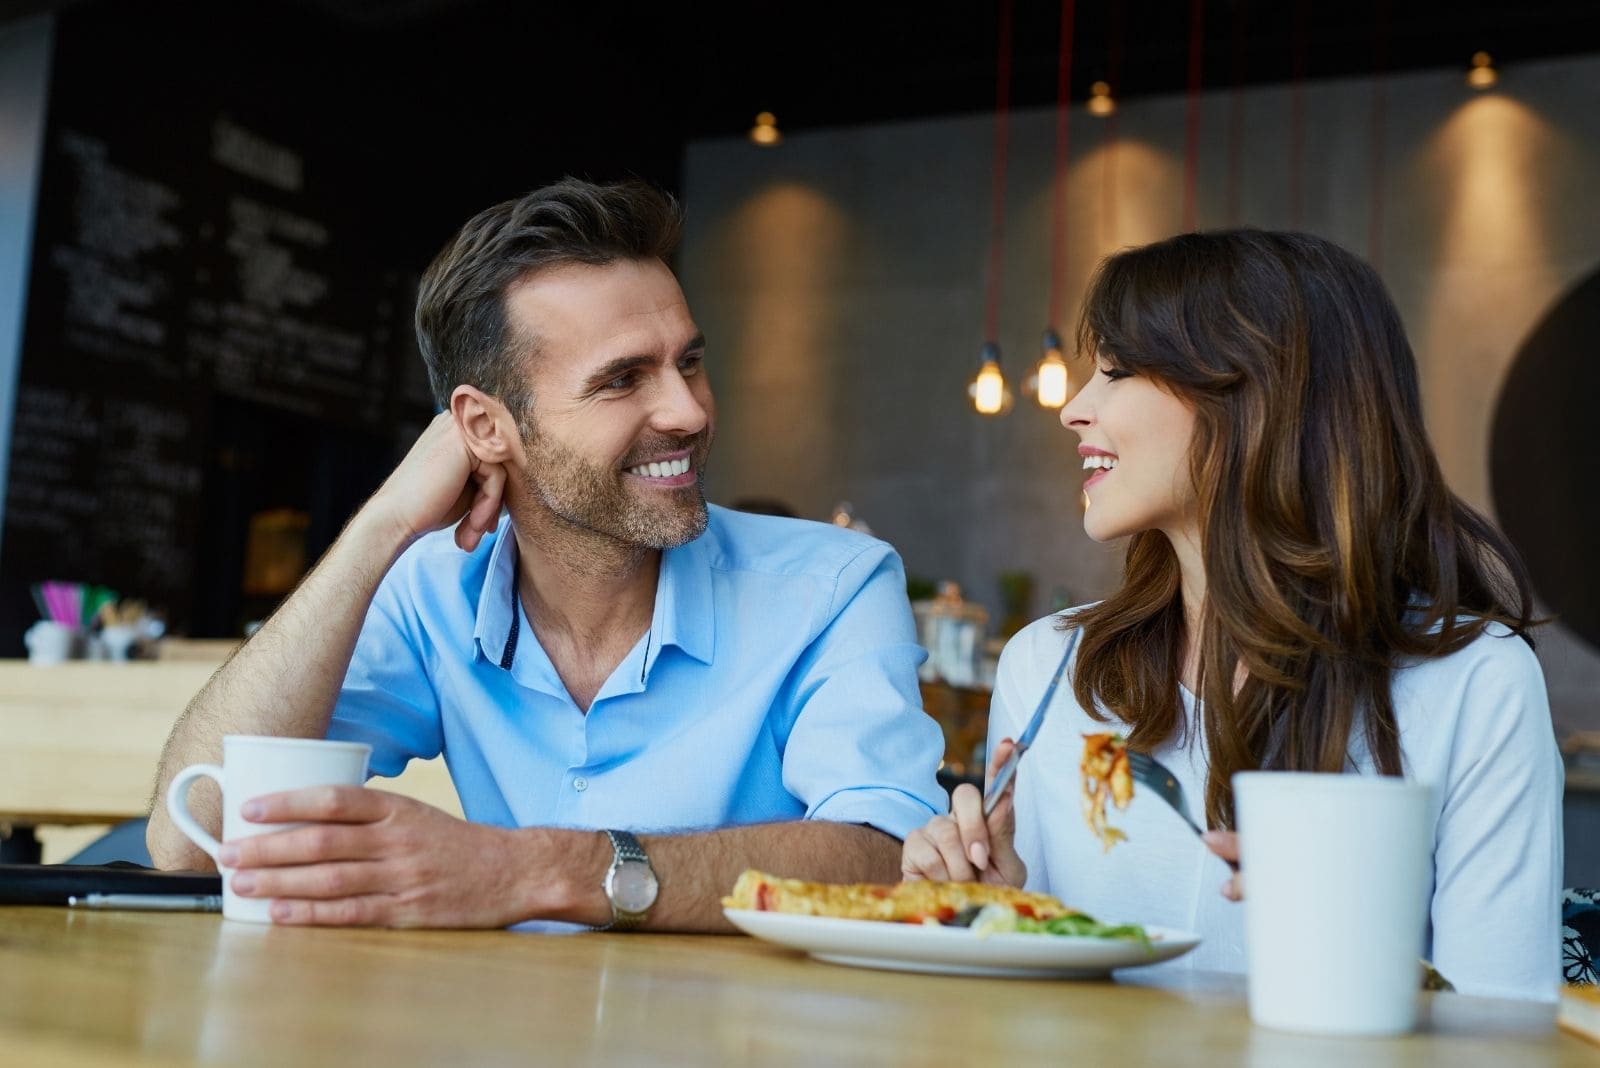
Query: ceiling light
969,342,1012,416
1087,81,1116,118
748,111,782,146
1466,52,1498,90
1025,329,1070,409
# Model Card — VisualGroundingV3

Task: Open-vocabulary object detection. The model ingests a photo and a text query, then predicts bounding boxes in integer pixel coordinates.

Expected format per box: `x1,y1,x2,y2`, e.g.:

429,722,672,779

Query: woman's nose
1061,379,1094,430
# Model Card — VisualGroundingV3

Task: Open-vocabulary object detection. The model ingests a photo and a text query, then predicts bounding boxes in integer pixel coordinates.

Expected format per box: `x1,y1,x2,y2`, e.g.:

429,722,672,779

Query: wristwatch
599,829,658,931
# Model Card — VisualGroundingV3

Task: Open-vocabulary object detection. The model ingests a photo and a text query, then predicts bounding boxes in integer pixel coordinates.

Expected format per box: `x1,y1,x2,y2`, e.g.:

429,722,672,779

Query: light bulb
749,111,783,145
1466,52,1498,90
1034,328,1070,409
969,342,1011,415
1087,81,1116,118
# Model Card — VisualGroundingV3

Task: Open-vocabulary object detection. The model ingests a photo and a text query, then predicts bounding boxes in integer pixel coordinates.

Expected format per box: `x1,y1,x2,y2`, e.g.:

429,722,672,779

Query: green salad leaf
964,904,1152,949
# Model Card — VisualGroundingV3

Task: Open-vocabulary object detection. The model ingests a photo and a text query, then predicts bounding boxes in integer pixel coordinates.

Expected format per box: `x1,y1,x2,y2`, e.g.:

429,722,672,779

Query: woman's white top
993,610,1565,1001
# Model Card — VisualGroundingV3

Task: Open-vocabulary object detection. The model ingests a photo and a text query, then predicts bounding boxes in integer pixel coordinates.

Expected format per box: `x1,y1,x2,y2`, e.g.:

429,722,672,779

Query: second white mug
1234,771,1434,1036
165,735,371,923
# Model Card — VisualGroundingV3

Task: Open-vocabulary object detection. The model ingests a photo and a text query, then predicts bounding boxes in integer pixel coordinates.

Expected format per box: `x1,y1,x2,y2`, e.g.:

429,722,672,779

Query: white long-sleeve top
994,610,1565,1002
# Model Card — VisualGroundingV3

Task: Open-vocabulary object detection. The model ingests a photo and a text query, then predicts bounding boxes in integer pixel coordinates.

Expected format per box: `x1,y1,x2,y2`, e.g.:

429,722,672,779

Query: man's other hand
218,787,561,928
375,412,507,553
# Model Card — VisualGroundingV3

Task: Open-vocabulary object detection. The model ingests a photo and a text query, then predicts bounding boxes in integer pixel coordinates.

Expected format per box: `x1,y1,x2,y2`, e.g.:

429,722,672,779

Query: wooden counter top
0,906,1587,1066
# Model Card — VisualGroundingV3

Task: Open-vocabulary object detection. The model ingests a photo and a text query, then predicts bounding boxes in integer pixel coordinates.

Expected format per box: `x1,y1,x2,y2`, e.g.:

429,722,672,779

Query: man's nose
652,371,710,435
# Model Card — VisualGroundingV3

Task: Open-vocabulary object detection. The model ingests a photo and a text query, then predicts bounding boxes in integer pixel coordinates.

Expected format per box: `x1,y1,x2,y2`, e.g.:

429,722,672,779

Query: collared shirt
327,505,946,840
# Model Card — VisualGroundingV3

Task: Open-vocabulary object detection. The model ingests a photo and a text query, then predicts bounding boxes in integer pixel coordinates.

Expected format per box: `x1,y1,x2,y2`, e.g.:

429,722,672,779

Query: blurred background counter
0,641,458,863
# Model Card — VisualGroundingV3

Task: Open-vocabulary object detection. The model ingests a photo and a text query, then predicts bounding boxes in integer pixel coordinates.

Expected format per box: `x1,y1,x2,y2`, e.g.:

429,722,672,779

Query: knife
982,626,1081,816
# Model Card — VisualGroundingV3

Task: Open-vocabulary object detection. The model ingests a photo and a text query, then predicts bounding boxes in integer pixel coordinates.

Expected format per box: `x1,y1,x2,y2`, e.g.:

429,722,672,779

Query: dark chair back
1564,887,1599,985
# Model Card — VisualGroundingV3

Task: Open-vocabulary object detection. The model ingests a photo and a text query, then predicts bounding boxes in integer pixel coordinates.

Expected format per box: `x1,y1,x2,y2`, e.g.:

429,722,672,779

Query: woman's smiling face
1060,354,1201,544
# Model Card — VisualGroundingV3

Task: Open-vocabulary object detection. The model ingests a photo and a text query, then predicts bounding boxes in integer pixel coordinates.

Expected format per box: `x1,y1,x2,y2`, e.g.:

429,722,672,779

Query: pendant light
1029,0,1076,411
970,342,1013,415
972,0,1014,417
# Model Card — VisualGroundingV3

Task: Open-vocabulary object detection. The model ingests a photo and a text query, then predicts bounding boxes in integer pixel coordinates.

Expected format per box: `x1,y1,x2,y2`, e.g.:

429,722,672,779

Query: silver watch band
598,829,655,931
606,828,648,866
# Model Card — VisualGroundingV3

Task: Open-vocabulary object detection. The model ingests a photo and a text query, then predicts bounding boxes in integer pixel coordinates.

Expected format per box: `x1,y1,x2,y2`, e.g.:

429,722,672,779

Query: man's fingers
225,820,378,869
269,893,395,927
239,784,393,826
233,859,389,901
457,462,506,550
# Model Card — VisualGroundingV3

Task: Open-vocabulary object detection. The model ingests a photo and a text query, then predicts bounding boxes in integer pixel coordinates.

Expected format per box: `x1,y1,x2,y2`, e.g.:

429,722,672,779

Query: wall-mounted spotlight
749,111,783,146
1087,81,1116,118
1467,52,1498,90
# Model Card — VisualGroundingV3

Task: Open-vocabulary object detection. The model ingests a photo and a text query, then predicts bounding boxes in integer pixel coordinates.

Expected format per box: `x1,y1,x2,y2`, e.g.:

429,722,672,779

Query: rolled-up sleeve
327,569,445,778
778,543,948,839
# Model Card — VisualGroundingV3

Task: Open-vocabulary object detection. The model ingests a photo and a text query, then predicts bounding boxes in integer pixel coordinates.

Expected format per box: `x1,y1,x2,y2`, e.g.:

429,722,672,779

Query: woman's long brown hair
1066,230,1536,829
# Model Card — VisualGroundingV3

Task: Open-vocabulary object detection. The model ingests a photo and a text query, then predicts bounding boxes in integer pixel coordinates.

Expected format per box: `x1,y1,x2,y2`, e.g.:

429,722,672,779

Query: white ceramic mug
165,735,371,923
1234,771,1434,1036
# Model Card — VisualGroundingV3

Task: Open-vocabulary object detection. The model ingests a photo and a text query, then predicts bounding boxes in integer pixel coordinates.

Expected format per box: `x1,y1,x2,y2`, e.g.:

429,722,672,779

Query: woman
902,230,1563,1001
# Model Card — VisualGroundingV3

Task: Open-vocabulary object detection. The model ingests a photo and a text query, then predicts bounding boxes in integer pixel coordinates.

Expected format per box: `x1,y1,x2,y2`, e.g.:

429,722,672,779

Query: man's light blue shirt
328,505,946,840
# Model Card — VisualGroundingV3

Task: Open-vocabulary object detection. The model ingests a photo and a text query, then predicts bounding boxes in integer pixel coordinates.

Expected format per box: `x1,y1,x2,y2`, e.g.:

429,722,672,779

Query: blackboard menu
0,6,421,652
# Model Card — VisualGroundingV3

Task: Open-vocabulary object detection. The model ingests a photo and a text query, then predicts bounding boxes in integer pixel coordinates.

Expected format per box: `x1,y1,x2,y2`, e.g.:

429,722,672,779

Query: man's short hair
414,178,684,417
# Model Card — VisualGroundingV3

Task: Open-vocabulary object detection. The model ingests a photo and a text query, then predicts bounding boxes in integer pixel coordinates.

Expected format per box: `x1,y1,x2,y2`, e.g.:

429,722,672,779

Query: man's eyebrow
582,335,707,389
583,354,654,388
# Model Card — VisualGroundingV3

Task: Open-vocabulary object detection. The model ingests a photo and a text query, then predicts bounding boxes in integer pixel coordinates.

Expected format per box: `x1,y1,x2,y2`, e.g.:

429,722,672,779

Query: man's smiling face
502,257,714,550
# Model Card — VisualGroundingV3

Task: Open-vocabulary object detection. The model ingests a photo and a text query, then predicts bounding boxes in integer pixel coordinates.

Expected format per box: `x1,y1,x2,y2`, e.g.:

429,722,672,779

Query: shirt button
573,777,589,792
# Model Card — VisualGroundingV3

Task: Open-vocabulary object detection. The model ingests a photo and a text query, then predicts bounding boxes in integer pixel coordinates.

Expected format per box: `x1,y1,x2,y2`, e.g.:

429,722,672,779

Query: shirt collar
471,515,717,673
472,518,521,669
647,530,716,671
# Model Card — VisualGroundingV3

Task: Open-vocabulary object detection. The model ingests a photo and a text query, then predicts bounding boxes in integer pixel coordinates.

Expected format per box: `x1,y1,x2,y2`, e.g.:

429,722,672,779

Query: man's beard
517,426,712,550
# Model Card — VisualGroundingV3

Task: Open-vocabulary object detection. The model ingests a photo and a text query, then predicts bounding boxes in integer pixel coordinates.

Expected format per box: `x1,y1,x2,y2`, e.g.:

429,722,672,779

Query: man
146,178,945,930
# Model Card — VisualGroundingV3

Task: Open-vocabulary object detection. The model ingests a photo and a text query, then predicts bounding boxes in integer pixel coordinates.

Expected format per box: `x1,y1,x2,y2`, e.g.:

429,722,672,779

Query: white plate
724,909,1200,979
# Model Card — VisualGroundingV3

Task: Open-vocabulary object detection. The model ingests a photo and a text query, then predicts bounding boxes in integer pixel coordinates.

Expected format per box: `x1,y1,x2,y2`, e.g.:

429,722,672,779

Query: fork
1125,749,1240,872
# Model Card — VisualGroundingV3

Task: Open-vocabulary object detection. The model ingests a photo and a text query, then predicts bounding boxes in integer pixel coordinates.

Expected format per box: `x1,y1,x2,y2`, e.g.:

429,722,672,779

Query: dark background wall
6,0,1600,661
0,0,694,650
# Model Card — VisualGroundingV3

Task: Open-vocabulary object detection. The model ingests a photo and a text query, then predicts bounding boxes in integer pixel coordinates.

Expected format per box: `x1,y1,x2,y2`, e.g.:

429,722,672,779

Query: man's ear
450,386,521,464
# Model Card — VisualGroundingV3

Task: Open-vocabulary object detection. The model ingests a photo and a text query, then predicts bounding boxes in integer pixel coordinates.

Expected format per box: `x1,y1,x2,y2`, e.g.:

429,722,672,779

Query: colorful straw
29,580,119,627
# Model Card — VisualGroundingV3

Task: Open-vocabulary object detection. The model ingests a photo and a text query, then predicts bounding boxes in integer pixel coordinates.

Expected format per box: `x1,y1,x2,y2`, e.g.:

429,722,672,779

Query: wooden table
0,653,460,862
0,907,1587,1066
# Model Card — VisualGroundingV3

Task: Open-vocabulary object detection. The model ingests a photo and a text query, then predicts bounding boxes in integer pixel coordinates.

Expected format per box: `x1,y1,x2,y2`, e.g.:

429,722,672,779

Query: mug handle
165,763,225,860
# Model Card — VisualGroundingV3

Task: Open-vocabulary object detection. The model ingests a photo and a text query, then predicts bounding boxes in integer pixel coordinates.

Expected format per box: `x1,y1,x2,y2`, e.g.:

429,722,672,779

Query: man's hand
218,788,580,928
374,412,509,553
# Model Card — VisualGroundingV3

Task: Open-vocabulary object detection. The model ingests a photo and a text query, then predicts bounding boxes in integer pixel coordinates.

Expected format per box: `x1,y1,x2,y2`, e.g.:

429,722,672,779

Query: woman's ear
450,386,520,464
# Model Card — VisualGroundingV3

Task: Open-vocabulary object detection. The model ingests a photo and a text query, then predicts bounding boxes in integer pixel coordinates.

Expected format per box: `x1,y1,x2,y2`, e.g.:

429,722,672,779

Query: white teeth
628,458,691,478
1082,455,1118,471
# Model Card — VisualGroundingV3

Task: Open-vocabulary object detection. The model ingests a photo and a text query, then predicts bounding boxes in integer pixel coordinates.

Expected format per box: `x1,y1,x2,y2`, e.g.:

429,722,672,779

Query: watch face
610,859,659,913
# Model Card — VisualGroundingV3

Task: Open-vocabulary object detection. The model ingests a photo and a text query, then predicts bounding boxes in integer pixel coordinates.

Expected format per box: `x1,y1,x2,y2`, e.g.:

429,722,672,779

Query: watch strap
598,829,653,931
605,828,648,866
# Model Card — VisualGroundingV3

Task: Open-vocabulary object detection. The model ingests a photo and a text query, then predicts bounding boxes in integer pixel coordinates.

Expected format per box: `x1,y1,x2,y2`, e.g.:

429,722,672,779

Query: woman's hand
1202,830,1243,901
900,738,1028,887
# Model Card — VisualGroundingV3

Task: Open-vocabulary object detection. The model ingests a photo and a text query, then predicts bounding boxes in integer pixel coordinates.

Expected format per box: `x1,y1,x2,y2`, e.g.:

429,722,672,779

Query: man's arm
146,413,505,870
209,784,902,930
